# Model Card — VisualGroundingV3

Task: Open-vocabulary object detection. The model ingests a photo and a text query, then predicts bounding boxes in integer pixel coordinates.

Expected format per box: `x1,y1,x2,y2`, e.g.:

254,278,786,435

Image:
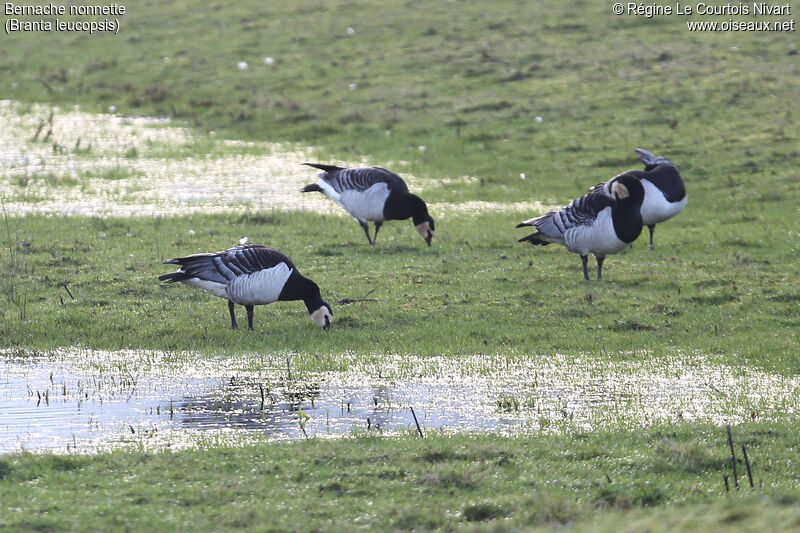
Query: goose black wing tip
518,233,547,244
302,162,346,172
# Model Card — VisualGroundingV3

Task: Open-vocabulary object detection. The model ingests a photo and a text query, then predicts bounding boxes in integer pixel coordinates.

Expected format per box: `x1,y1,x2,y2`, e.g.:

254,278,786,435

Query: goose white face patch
311,306,333,329
415,221,433,240
611,181,630,199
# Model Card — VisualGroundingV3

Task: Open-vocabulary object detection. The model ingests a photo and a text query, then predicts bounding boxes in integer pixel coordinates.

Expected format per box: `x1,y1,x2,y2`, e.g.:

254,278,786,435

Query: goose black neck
384,192,428,222
279,271,323,312
645,165,685,202
612,200,643,243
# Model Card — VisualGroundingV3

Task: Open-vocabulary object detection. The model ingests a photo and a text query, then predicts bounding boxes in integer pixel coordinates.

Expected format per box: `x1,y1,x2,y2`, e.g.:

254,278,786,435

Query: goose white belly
314,180,346,210
183,278,228,299
225,263,294,305
640,180,687,224
563,209,626,256
341,183,390,222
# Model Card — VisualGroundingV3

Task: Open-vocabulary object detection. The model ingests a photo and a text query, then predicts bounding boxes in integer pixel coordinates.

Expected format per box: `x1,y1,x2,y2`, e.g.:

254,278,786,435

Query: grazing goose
590,148,686,249
517,174,645,280
158,245,332,330
301,163,435,246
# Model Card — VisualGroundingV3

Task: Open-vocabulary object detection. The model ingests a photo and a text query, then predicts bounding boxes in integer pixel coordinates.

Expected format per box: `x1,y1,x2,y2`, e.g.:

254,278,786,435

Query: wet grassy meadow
2,0,800,530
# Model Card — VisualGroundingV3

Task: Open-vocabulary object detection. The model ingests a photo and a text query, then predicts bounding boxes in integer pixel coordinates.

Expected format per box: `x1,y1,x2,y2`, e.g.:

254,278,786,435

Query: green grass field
2,0,800,530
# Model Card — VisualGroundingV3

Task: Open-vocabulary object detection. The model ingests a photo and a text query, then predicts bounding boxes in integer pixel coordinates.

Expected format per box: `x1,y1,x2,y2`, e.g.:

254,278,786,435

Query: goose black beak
425,232,433,246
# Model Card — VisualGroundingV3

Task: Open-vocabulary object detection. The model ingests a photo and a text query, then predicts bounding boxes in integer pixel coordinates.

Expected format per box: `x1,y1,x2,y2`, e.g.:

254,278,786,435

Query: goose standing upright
590,148,686,249
158,244,332,330
517,174,645,280
301,163,435,246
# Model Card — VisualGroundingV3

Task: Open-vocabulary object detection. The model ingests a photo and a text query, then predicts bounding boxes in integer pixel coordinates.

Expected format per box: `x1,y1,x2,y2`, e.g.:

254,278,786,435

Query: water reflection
0,100,550,218
1,349,798,454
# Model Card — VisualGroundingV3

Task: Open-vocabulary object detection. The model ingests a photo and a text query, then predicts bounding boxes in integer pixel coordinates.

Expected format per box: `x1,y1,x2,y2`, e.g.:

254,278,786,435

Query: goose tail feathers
158,271,186,283
518,232,551,246
302,162,345,173
301,184,323,193
635,148,673,168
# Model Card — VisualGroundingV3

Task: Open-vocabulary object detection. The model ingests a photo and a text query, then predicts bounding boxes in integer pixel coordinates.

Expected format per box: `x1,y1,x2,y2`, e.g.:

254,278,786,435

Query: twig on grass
726,425,739,490
336,297,378,305
410,406,424,438
337,289,376,306
742,445,755,489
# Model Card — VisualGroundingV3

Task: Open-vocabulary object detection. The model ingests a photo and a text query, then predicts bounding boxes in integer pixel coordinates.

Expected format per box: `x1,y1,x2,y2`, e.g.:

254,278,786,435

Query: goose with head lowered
301,163,435,246
517,174,645,280
590,148,686,249
158,244,332,330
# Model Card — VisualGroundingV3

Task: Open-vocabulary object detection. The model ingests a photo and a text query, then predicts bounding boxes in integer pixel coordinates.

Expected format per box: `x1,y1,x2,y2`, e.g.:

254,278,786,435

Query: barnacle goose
516,174,645,280
590,148,686,249
301,163,435,246
158,245,332,330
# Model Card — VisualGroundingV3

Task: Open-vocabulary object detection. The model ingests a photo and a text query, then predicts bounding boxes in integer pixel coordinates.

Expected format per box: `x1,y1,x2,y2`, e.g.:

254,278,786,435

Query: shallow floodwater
2,348,798,454
0,100,551,218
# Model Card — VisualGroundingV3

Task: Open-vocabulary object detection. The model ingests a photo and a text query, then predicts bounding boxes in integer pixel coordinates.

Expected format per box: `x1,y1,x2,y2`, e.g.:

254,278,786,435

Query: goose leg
246,305,255,331
596,256,605,280
372,222,383,245
647,224,656,250
580,255,590,281
228,300,239,330
358,220,372,245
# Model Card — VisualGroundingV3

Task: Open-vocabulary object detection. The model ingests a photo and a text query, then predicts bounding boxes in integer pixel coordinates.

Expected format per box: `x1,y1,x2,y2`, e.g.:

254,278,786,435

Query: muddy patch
1,348,798,454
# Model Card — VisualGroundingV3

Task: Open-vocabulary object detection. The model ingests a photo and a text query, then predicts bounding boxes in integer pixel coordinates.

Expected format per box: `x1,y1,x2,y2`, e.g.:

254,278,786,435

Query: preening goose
158,244,332,330
517,174,645,280
590,148,686,249
301,163,435,246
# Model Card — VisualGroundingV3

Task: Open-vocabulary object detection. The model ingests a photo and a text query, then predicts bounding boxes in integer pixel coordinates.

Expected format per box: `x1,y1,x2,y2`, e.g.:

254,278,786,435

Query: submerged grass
1,422,800,532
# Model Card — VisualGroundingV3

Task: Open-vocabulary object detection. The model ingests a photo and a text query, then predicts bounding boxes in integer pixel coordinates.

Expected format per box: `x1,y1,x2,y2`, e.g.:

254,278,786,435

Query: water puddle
0,100,551,218
1,348,798,454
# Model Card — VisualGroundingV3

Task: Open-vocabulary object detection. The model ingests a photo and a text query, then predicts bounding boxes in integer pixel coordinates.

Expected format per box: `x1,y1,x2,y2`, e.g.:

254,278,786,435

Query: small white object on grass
264,57,274,65
346,26,355,35
237,62,249,70
239,236,249,245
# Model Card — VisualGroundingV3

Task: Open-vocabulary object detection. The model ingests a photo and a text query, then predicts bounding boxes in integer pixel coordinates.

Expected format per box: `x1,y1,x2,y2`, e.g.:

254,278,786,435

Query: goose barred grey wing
303,163,409,194
521,192,615,239
159,245,293,284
